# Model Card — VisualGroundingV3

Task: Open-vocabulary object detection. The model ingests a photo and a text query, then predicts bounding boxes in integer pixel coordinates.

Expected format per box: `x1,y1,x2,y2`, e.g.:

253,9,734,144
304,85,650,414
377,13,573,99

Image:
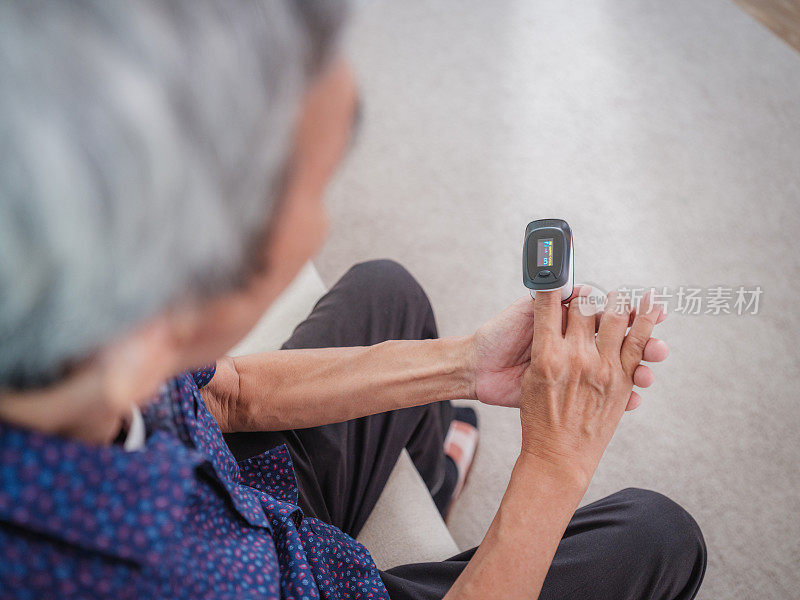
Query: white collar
123,404,145,451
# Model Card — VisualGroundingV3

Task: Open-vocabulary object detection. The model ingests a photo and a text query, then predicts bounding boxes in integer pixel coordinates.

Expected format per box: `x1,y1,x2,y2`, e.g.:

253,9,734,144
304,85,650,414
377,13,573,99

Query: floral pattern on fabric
0,365,390,600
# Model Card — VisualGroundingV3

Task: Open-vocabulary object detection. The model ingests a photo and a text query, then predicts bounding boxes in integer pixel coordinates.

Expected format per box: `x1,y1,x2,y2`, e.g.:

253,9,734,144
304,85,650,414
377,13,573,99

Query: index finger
533,289,563,343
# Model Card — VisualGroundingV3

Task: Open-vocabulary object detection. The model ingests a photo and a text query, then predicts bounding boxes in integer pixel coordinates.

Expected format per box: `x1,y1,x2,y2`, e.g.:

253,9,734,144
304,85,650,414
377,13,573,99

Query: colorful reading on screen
537,238,554,267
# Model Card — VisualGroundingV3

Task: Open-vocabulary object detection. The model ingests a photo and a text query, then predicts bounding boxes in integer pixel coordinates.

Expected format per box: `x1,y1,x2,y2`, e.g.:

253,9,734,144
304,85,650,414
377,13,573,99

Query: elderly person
0,2,706,599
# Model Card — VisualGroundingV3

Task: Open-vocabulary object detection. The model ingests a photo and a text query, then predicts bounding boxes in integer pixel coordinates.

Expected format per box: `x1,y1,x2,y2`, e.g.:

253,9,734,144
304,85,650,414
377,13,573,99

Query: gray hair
0,1,348,388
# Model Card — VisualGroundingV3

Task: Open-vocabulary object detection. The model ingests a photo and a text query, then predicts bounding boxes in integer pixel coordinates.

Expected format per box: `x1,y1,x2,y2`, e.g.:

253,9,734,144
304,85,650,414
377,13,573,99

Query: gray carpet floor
315,1,800,597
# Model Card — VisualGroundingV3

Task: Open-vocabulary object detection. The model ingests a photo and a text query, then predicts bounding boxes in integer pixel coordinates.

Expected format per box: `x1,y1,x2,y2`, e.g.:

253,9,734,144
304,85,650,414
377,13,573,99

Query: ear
0,311,197,445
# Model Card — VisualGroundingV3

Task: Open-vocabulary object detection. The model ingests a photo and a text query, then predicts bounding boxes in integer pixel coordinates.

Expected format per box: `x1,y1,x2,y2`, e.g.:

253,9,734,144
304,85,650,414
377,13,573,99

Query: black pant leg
224,260,453,537
380,488,707,600
280,259,438,349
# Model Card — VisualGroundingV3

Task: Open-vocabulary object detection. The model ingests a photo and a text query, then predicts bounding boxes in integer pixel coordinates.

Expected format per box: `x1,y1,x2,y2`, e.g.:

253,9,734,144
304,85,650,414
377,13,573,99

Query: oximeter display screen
525,229,564,280
537,238,554,267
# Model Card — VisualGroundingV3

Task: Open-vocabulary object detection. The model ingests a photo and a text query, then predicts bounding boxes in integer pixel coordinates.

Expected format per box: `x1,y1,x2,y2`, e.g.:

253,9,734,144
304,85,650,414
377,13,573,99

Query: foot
443,406,479,514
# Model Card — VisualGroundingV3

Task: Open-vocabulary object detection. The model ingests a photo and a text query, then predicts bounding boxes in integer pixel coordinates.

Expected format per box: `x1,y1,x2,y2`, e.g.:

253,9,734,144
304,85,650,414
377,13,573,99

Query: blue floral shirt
0,366,390,600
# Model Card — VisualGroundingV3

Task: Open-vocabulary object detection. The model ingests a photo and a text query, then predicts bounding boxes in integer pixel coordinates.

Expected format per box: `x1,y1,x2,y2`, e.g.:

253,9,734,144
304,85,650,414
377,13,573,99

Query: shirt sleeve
190,363,217,389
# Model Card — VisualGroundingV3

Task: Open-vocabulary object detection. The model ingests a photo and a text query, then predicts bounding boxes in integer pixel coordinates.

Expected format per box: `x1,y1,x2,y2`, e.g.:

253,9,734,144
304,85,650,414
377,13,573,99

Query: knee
347,259,416,290
346,259,432,313
619,488,707,589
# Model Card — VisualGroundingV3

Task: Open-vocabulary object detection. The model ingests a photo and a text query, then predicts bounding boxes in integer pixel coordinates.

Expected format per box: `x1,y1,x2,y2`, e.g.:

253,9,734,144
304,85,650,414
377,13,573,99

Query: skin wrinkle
224,337,474,432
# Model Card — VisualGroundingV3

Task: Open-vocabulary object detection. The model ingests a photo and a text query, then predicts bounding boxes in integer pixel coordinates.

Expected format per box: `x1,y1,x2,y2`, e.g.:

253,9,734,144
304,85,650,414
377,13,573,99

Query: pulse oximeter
522,218,574,302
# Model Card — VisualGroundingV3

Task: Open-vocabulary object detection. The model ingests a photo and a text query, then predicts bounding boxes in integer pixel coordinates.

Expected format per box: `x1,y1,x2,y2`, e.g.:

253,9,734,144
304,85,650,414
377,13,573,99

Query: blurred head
0,1,358,441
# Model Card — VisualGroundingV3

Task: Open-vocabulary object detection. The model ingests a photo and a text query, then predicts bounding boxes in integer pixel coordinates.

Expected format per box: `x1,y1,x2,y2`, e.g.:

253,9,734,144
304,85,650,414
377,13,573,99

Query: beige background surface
315,1,800,597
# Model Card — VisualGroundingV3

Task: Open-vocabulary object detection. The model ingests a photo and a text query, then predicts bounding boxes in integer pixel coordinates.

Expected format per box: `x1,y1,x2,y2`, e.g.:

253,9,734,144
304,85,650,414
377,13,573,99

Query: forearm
214,336,475,432
443,453,587,600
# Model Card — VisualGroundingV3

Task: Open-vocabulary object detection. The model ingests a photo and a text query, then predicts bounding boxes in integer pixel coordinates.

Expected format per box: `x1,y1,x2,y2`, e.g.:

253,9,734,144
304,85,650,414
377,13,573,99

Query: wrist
516,446,593,494
460,334,478,400
491,451,587,543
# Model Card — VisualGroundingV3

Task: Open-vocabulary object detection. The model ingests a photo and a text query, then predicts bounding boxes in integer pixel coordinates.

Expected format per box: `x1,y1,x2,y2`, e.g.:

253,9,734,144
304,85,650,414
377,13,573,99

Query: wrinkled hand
519,289,666,485
471,295,541,408
471,287,667,409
